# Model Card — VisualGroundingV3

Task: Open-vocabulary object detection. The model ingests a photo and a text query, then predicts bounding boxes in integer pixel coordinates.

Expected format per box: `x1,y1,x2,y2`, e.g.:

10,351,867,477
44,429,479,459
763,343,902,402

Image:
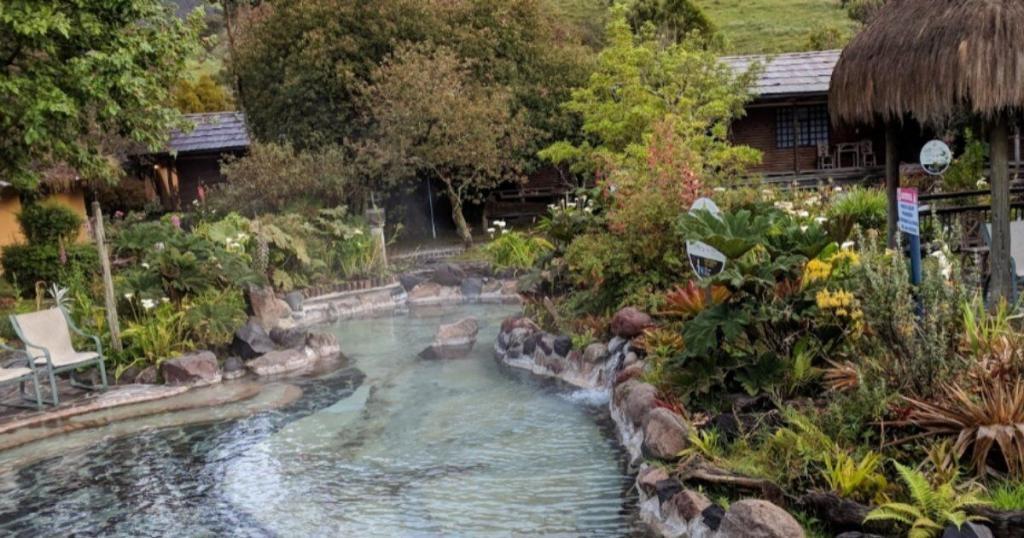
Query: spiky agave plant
864,461,987,538
904,378,1024,479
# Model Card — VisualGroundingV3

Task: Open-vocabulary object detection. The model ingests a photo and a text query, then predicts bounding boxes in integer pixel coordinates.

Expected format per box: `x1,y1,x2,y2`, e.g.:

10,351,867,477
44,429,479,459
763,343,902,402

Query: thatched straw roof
830,0,1024,125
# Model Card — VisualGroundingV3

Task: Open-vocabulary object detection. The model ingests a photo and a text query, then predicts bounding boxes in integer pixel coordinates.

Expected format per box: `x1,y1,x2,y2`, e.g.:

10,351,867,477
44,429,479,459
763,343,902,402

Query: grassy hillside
698,0,859,54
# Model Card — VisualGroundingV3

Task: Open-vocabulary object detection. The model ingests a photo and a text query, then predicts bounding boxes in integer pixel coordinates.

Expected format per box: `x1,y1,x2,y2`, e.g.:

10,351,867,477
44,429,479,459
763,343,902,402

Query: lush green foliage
0,1,202,189
360,44,532,244
865,462,987,538
483,230,554,271
986,481,1024,511
540,8,759,180
627,0,716,44
172,73,234,113
213,142,358,217
16,202,83,245
826,188,888,237
944,129,988,191
0,244,98,297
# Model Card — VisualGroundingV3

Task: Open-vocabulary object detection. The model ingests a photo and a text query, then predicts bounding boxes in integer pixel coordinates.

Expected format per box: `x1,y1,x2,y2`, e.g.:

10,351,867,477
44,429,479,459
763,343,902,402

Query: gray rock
284,291,304,312
306,332,340,357
941,523,994,538
117,365,140,385
400,273,427,291
582,342,608,364
420,318,479,359
134,366,158,385
637,466,669,493
269,326,307,349
717,500,805,538
643,408,690,460
247,348,316,377
611,307,653,339
231,320,277,360
623,351,640,368
624,382,658,427
701,505,726,530
460,277,483,298
433,264,466,286
665,489,711,521
247,286,292,330
162,351,221,386
222,356,245,380
553,335,573,357
655,478,683,504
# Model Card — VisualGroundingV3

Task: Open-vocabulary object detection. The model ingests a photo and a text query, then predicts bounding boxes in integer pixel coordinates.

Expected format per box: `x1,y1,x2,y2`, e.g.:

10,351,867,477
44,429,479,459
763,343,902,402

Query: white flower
800,225,809,232
775,201,794,212
161,297,170,303
154,242,165,252
141,298,156,310
977,179,990,189
795,210,810,218
713,187,726,193
841,241,855,250
494,220,507,228
931,250,952,279
487,227,496,234
141,262,150,269
124,293,134,300
815,216,828,224
353,229,363,235
583,207,593,213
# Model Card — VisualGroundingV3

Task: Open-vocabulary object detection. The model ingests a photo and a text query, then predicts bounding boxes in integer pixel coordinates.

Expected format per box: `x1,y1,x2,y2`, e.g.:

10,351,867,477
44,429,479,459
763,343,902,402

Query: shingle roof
168,112,250,154
722,49,840,98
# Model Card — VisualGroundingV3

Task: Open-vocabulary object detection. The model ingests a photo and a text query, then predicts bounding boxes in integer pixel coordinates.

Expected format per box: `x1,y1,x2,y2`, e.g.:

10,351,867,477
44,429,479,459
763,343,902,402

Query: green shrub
17,202,83,245
827,187,887,237
944,129,988,191
183,288,246,348
987,482,1024,511
0,244,98,297
483,231,553,271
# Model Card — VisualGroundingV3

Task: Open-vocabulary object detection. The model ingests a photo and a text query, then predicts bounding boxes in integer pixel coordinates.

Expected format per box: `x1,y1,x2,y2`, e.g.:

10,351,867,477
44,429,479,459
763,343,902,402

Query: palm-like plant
864,462,987,538
904,378,1024,479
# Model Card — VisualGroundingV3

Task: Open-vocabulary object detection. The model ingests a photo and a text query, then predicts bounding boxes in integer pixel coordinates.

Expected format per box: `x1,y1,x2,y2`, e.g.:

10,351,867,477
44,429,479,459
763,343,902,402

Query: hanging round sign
686,198,727,278
919,140,953,176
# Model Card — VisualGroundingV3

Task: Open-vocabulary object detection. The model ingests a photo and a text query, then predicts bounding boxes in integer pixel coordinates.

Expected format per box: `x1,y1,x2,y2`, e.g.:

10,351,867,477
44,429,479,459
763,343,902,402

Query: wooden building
134,112,249,210
725,50,887,182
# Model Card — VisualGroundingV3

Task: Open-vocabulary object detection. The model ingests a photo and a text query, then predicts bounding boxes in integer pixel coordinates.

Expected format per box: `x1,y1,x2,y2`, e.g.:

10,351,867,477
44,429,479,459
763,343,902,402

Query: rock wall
493,312,806,538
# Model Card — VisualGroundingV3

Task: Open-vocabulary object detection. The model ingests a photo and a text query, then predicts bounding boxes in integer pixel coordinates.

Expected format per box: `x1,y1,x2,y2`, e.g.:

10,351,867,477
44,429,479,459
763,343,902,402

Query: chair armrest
60,308,104,356
0,342,31,370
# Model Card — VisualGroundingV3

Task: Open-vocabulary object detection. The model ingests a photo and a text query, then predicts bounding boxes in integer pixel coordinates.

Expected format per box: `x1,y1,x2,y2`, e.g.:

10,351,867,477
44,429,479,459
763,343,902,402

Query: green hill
698,0,859,54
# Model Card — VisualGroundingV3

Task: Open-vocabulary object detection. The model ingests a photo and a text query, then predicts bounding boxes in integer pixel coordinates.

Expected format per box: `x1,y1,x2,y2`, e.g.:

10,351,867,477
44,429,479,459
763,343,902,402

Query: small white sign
897,187,919,236
687,198,727,278
920,140,952,176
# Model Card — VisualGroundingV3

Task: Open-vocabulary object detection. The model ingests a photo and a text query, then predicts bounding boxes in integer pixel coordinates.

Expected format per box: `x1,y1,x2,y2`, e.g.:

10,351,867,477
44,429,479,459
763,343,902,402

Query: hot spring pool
0,305,645,536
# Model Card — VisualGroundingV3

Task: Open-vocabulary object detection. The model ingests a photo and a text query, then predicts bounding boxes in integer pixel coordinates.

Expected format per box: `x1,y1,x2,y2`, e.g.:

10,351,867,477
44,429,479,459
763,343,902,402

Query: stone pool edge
492,315,806,538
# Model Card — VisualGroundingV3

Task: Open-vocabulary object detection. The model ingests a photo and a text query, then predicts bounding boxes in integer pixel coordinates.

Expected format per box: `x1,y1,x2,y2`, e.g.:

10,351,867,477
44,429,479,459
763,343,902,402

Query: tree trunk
445,185,473,247
990,116,1014,305
885,124,900,248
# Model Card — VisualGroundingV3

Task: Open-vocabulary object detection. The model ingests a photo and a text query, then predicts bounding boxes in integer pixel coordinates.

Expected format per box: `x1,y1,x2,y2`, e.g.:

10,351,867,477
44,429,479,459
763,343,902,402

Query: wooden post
885,123,900,248
990,117,1014,304
92,202,122,352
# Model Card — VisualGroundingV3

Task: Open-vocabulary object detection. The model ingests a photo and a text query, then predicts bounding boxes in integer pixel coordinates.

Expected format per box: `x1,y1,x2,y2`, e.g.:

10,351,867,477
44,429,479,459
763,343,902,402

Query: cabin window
776,105,830,149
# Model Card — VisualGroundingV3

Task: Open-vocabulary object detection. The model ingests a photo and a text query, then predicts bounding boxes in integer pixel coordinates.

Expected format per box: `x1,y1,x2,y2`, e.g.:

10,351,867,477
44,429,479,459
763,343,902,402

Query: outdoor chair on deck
983,221,1024,303
860,140,877,167
9,308,108,406
817,142,835,170
0,342,45,409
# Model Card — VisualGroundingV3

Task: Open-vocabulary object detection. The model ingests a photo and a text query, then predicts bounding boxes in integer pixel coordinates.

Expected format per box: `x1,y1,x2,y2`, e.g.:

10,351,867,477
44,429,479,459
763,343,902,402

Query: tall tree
0,1,202,190
540,7,759,183
361,45,532,245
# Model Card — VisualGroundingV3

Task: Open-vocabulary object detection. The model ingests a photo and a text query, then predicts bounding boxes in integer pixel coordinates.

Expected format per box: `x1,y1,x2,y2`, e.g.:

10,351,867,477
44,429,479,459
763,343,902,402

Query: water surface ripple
0,305,644,537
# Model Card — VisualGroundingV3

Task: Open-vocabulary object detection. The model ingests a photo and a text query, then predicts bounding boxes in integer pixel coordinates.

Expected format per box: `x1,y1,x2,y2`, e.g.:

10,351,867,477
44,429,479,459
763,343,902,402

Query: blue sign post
898,188,922,286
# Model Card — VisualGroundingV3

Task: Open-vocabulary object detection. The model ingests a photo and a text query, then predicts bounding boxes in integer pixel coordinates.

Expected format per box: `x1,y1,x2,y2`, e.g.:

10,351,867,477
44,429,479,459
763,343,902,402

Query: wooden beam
990,116,1014,304
885,124,899,248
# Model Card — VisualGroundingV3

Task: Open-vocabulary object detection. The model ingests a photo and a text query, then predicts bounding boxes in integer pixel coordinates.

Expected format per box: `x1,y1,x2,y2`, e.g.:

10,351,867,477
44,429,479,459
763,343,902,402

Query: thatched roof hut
830,0,1024,302
831,0,1024,126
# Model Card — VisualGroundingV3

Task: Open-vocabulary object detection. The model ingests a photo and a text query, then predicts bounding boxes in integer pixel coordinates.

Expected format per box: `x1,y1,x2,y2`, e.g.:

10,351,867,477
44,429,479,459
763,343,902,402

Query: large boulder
582,342,608,364
269,326,307,349
637,466,670,494
624,382,659,427
433,263,466,286
135,365,158,385
611,307,653,339
306,332,341,357
231,320,277,360
284,291,304,312
247,348,316,376
420,318,479,359
717,500,805,538
161,351,221,386
643,408,690,460
460,277,483,298
399,272,427,292
222,356,246,380
248,286,293,330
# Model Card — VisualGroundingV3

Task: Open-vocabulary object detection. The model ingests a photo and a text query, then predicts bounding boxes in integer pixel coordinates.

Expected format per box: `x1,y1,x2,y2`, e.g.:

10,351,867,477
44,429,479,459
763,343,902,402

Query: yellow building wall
0,188,89,249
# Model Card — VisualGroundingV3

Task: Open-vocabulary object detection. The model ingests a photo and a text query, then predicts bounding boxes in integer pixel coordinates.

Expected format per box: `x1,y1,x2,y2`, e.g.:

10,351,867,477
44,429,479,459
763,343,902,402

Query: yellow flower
803,259,833,285
828,249,860,268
